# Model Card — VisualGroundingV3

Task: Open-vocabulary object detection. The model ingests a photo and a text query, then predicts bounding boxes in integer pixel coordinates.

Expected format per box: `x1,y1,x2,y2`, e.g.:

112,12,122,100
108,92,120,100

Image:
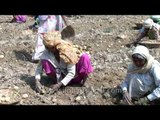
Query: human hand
51,82,63,90
123,91,133,105
48,82,63,94
134,97,150,105
35,79,45,94
126,42,135,48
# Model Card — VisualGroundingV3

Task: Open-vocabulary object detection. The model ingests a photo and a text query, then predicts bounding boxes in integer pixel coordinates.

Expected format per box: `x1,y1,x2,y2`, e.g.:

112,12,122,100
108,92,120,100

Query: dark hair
132,53,147,62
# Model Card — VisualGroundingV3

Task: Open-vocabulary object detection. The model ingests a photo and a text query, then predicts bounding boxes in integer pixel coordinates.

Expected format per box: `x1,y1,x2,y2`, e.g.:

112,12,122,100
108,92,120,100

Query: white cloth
32,15,65,61
121,62,160,101
120,45,160,101
32,34,45,60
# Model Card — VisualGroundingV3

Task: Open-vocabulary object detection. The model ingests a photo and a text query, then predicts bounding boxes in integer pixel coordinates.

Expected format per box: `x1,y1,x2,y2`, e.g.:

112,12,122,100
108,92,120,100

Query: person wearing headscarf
32,15,65,63
35,31,94,94
133,18,160,45
113,45,160,105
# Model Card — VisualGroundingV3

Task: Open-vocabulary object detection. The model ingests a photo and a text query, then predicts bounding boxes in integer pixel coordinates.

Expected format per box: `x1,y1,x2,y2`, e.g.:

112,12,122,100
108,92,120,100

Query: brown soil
1,15,159,105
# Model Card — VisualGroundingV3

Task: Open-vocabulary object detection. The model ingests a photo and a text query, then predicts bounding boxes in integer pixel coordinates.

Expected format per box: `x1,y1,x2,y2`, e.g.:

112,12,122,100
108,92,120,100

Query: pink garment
14,15,27,23
41,53,94,85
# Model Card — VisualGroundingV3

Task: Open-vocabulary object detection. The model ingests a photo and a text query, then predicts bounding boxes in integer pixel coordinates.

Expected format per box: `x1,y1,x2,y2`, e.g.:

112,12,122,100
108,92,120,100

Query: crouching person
112,45,160,105
133,18,160,44
34,31,94,94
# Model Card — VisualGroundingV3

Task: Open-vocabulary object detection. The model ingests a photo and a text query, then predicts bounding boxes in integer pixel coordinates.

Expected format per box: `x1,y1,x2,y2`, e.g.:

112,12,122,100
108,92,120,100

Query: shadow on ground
13,50,32,62
20,74,55,91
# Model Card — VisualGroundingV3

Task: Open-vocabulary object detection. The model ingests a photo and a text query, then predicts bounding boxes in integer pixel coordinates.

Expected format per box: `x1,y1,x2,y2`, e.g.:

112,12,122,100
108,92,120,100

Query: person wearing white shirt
35,31,93,94
113,45,160,105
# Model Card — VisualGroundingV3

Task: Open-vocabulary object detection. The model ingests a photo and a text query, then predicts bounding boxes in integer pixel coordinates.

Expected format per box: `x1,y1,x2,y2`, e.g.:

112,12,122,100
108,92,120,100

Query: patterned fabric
14,15,27,23
56,41,79,64
43,31,79,64
32,15,65,61
43,31,62,47
38,15,65,33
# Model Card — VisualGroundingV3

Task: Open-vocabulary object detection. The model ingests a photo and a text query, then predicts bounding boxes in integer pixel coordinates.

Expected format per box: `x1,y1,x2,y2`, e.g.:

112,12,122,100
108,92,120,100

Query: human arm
120,73,131,92
120,67,136,105
35,62,46,94
123,90,133,105
146,64,160,101
35,62,43,80
120,72,133,105
49,64,75,92
126,27,148,47
60,64,76,86
133,27,148,44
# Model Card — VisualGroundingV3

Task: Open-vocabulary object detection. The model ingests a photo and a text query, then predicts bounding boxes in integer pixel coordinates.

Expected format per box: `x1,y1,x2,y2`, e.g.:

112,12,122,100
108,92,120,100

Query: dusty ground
1,15,160,105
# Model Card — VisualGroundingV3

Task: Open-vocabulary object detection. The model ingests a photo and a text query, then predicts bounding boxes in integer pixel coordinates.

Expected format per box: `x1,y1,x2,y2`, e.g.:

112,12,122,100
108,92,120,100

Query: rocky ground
1,15,160,105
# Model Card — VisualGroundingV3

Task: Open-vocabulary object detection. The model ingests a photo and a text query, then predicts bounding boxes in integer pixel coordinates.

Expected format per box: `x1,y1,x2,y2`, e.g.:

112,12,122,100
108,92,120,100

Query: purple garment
38,16,49,21
41,53,94,85
14,15,27,23
38,15,65,33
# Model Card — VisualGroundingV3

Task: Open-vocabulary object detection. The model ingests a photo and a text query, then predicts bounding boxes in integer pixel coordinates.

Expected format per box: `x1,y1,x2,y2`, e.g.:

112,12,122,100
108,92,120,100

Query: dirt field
1,15,160,105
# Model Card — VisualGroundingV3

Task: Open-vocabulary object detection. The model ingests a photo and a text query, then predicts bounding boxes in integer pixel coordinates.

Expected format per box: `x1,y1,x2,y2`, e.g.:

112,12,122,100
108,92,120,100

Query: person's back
32,15,65,62
147,23,160,40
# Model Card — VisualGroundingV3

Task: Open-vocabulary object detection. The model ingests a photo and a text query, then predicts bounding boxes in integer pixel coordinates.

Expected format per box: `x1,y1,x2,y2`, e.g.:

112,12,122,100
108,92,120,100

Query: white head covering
143,18,154,29
132,45,150,59
128,45,155,74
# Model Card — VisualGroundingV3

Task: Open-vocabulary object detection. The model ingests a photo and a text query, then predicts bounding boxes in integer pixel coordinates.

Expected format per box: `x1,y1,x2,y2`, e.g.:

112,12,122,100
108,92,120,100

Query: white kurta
120,62,160,101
